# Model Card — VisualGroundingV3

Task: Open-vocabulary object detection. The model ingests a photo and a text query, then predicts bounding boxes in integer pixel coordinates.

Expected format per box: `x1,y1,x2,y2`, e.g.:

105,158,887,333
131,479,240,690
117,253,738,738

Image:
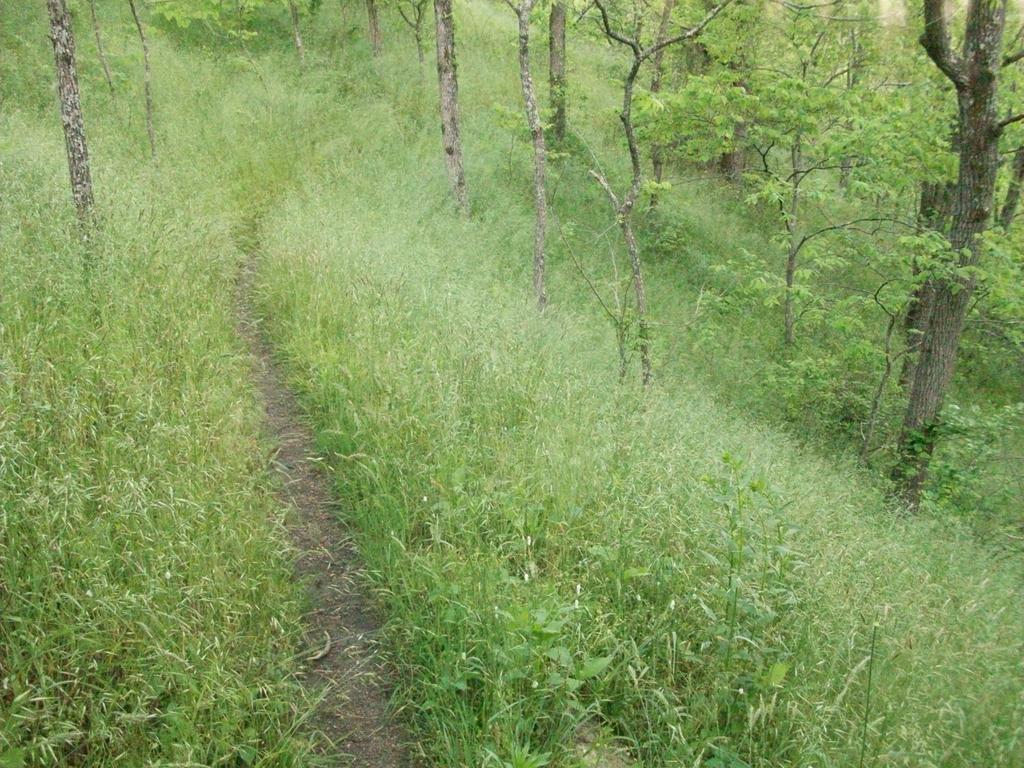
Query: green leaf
0,749,25,768
767,661,790,686
578,654,614,680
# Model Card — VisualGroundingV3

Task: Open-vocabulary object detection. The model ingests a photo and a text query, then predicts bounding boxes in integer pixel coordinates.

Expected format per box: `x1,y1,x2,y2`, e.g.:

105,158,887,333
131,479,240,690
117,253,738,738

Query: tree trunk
718,118,746,182
398,2,427,65
87,0,114,93
717,58,747,183
514,2,549,310
649,0,676,188
899,181,951,389
783,133,802,346
366,0,383,56
128,0,156,159
999,145,1024,230
895,0,1008,509
47,0,94,222
548,2,567,144
433,0,469,214
288,1,306,64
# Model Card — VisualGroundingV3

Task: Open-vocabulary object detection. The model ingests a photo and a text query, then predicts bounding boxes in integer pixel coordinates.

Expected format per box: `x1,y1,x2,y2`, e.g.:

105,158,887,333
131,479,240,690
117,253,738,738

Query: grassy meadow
1,2,1021,767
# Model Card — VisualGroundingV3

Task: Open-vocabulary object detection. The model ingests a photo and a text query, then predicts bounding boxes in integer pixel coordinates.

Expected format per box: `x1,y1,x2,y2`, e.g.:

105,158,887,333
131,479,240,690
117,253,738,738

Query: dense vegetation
1,1,1022,767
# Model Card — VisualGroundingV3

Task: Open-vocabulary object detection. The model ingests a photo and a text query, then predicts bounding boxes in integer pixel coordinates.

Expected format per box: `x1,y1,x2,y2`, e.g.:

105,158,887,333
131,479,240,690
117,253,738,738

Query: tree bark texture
47,0,94,222
288,1,306,64
367,0,383,56
513,1,549,310
128,0,156,158
895,0,1009,508
433,0,469,214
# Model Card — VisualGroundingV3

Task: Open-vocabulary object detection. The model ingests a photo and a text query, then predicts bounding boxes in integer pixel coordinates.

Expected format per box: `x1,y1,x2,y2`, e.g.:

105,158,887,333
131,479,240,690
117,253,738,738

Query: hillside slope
253,4,1024,767
1,2,1021,767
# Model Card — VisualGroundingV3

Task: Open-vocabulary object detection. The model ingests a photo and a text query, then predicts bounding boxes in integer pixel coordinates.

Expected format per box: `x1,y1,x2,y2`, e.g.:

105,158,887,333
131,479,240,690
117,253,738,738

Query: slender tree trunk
783,134,802,346
399,3,427,65
861,307,898,462
592,56,653,386
999,145,1024,230
366,0,383,56
416,25,425,64
548,2,567,144
649,0,676,189
128,0,156,159
87,0,114,93
288,1,306,64
894,0,1008,508
433,0,468,214
513,1,549,310
47,0,94,222
838,29,860,190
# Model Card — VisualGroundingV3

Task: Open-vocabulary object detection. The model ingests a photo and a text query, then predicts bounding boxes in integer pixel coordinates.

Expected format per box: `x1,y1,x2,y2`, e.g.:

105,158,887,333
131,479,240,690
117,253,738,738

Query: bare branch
644,0,735,61
995,112,1024,134
1003,49,1024,67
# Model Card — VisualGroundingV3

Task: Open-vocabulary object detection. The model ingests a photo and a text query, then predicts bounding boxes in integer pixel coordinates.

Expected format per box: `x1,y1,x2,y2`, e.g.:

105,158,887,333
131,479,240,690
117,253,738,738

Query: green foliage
242,6,1021,766
0,9,313,766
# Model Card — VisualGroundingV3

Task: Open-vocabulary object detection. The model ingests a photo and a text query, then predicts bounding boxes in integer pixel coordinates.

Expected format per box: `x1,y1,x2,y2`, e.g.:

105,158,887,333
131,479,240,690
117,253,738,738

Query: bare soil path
236,257,411,767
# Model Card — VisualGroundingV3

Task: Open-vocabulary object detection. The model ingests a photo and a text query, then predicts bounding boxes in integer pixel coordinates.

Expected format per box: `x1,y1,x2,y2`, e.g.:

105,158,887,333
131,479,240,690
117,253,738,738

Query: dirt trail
236,257,411,767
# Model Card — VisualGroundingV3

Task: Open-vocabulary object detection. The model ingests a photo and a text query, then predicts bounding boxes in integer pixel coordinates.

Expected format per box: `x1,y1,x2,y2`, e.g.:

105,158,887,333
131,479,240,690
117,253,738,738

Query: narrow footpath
236,257,410,767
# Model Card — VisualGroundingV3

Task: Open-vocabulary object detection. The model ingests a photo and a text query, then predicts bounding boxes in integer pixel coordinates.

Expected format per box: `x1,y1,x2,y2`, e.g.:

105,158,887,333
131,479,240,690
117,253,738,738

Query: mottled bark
899,181,952,389
549,2,567,143
366,0,383,56
87,0,114,93
128,0,156,158
999,145,1024,230
47,0,94,222
894,0,1009,508
288,1,306,64
433,0,468,214
511,1,548,310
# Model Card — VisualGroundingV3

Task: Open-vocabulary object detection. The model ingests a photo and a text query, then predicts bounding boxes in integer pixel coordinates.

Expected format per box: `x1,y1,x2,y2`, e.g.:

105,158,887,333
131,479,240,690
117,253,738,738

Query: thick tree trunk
514,2,548,310
288,1,306,64
718,59,747,183
87,0,114,93
899,181,952,389
718,118,746,182
649,0,676,188
895,0,1008,508
366,0,383,56
999,145,1024,230
128,0,156,158
433,0,469,214
548,2,567,144
47,0,94,222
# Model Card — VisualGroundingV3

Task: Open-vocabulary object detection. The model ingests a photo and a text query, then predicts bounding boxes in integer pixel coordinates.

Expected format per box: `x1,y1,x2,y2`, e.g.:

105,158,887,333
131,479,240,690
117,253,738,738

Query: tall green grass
0,5,315,765
251,3,1024,766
